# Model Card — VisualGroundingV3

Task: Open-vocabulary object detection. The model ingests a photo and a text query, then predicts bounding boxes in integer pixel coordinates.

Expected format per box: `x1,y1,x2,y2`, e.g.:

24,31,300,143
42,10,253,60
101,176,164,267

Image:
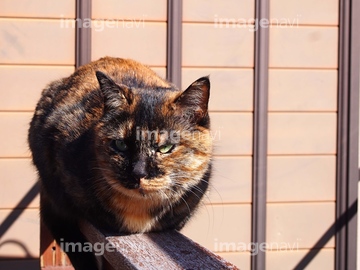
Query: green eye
114,140,128,152
158,144,174,154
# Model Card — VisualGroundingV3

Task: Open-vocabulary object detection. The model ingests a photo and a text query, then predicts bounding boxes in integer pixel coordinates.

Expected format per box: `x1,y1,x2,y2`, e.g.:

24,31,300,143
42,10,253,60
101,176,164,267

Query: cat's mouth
110,176,170,198
138,178,166,192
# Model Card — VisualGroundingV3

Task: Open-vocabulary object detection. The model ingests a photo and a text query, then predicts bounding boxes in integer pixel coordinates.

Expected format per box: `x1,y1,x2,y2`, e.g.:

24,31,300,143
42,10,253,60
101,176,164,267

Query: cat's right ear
96,71,133,111
173,76,210,123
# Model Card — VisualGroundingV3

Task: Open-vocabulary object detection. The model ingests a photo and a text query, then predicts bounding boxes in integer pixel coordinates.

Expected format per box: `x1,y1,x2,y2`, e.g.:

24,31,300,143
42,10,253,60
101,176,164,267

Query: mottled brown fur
28,57,212,270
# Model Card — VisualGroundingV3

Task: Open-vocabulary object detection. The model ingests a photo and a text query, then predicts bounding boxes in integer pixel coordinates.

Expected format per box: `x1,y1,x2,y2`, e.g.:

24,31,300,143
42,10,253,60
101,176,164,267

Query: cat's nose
132,160,148,180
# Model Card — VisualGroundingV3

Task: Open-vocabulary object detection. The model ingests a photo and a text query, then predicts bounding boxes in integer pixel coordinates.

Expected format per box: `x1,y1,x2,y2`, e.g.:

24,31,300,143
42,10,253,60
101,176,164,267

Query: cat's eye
158,144,174,154
114,140,128,152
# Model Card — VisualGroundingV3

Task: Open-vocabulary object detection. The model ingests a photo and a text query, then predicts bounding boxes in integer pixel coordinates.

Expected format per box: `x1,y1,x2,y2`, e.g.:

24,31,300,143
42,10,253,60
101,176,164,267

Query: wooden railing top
81,222,239,270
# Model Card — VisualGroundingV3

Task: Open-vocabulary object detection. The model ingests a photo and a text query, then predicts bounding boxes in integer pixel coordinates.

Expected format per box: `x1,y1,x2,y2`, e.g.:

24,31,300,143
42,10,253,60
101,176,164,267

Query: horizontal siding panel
92,0,167,21
0,65,162,111
269,27,338,68
0,159,39,209
218,252,250,270
0,113,32,158
270,0,339,26
266,249,334,270
0,19,75,65
267,156,336,202
181,204,251,252
0,209,39,257
210,113,253,155
182,68,253,111
269,69,337,112
91,22,166,66
0,0,75,18
183,0,254,22
0,66,74,111
210,157,252,203
268,113,337,155
183,23,254,67
267,203,335,249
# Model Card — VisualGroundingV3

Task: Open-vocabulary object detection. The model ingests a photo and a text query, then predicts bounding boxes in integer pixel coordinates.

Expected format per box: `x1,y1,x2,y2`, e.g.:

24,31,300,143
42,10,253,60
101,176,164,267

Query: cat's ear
174,76,210,122
96,71,133,111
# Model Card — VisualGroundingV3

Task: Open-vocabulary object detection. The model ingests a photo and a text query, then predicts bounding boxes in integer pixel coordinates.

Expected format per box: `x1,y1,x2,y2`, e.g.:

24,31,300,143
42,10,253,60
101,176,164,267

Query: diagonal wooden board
81,222,239,270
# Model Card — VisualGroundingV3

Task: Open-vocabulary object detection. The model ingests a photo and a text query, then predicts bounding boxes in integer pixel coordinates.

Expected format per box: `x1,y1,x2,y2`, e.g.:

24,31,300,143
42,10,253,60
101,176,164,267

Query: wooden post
40,220,73,269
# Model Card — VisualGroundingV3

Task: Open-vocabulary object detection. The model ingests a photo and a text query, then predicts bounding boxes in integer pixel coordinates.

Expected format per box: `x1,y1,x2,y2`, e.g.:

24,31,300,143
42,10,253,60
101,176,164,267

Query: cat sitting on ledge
28,57,212,270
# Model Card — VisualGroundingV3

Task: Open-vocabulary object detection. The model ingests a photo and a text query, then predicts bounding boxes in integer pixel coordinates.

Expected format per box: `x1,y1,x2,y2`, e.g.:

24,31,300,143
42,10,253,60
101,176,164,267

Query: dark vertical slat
348,0,360,235
336,0,359,269
76,0,92,68
347,2,360,269
166,0,182,89
336,1,349,267
251,0,269,269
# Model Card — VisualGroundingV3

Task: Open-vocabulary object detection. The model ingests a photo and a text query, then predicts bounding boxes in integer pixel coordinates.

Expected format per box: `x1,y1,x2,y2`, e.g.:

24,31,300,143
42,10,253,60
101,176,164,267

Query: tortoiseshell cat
28,57,212,269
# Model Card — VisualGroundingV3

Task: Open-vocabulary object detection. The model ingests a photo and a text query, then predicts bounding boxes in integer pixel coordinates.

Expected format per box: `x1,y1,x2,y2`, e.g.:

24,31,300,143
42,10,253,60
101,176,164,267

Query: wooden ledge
81,222,239,270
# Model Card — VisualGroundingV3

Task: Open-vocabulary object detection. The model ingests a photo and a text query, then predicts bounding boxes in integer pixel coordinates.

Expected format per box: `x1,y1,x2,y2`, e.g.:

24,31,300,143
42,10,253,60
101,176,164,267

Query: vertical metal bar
166,0,182,89
347,0,360,264
76,0,92,68
336,0,359,269
251,0,270,269
347,1,360,268
336,2,350,268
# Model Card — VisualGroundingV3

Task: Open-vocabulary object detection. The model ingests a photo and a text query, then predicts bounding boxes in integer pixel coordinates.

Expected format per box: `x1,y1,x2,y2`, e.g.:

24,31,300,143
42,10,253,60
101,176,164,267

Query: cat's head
93,71,212,201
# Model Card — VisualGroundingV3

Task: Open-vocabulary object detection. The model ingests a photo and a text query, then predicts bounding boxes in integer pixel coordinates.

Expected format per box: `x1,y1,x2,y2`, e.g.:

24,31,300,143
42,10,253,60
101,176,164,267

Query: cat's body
28,57,212,269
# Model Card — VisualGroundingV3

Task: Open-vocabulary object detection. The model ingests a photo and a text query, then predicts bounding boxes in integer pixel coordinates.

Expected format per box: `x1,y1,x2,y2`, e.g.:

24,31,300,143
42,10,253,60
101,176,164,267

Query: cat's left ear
174,76,210,122
96,71,133,111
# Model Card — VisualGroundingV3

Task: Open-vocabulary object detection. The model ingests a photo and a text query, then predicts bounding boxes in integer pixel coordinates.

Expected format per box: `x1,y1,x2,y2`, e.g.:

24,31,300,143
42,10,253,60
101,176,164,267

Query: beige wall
181,1,254,268
267,0,338,269
0,0,341,269
91,0,167,76
181,0,339,269
0,0,75,266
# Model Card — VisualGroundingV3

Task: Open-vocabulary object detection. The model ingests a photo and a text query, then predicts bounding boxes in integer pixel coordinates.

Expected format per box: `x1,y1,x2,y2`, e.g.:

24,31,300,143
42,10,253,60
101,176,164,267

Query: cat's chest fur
106,189,163,233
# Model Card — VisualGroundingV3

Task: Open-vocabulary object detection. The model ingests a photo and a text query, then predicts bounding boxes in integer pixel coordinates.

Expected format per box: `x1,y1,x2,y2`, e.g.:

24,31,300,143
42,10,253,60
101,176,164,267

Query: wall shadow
293,199,357,269
0,181,40,260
